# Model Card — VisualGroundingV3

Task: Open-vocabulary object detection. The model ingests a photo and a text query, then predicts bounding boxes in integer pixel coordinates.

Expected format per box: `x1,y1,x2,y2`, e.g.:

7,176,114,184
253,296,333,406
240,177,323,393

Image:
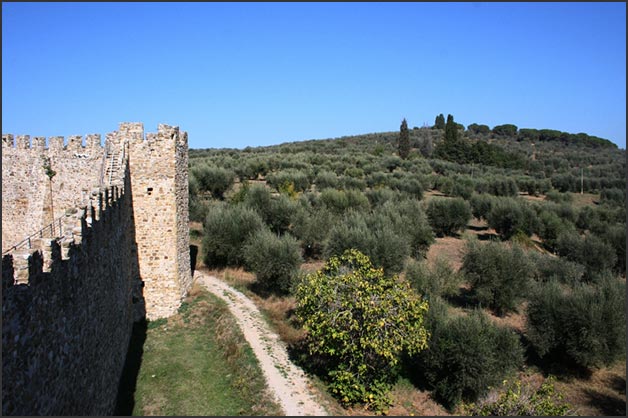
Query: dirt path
194,271,328,416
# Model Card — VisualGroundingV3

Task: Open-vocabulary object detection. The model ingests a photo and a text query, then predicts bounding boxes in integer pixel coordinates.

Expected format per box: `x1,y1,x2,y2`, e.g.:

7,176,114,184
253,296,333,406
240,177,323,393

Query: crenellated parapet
2,182,125,285
2,132,103,155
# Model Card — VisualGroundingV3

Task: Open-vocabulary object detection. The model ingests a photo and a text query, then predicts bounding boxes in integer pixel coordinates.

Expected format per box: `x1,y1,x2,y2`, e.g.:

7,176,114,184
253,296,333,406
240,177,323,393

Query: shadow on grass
443,286,476,309
518,332,593,380
114,318,148,415
190,244,198,276
582,388,626,416
608,374,626,395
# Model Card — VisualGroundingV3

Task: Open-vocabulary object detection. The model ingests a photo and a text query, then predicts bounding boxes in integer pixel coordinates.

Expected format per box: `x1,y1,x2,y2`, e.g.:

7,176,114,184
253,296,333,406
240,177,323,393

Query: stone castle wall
1,123,191,415
1,134,104,252
2,182,138,415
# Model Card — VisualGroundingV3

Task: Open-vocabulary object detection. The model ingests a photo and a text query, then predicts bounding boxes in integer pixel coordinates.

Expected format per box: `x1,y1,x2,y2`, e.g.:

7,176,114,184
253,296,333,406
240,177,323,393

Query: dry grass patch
426,236,466,271
249,293,305,345
553,361,626,416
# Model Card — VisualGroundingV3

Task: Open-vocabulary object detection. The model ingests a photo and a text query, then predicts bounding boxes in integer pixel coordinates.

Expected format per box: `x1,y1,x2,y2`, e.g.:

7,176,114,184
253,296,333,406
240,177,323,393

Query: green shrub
412,305,524,409
600,187,625,205
243,229,302,294
487,198,539,240
339,175,367,191
241,184,298,234
266,169,310,192
545,190,573,204
526,277,626,368
450,176,475,200
325,211,411,275
469,193,496,220
462,241,533,315
556,231,617,280
266,194,299,234
320,189,370,214
295,250,429,413
465,376,572,416
314,170,339,190
291,207,335,259
191,165,235,199
189,174,200,199
487,177,519,197
528,252,585,286
405,257,462,299
202,204,264,267
537,210,576,251
391,177,424,199
189,196,210,223
434,176,454,195
426,198,472,237
394,199,435,258
366,187,399,207
599,224,626,274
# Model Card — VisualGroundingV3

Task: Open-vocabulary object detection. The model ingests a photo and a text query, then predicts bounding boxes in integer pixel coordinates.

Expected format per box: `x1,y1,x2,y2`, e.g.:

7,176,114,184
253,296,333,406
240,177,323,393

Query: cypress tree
445,114,458,143
434,113,445,129
399,118,410,159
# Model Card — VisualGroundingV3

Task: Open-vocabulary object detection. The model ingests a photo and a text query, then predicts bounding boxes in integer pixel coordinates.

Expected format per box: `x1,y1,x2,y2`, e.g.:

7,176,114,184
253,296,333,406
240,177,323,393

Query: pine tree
399,118,411,159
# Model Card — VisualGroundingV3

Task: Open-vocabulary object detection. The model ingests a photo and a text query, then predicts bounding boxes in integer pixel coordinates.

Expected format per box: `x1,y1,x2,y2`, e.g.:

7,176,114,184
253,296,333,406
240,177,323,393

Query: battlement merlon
115,122,186,146
1,133,103,152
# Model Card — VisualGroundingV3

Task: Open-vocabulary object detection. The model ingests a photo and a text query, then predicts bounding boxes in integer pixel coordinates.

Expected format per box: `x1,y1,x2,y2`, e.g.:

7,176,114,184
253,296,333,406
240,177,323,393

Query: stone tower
123,122,192,319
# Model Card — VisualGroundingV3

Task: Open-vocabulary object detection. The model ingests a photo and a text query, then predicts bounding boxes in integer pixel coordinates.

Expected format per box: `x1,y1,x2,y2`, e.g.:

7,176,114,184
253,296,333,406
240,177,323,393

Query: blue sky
2,2,626,149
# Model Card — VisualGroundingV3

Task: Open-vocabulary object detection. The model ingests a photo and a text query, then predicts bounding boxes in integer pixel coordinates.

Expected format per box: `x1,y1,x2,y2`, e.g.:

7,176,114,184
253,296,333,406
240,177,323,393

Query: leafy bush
411,303,524,409
556,231,617,280
314,170,339,190
202,204,264,267
266,169,311,192
546,190,573,204
189,195,210,223
320,189,370,214
191,165,235,199
600,187,625,205
462,241,534,315
528,252,585,286
393,199,435,258
465,376,572,416
325,211,410,275
537,210,576,251
599,224,626,274
426,198,472,237
469,193,496,220
366,187,399,207
295,250,429,413
487,198,539,240
241,184,297,234
405,257,462,298
391,177,424,199
243,228,302,294
487,177,519,197
526,277,626,368
340,175,367,191
291,207,335,259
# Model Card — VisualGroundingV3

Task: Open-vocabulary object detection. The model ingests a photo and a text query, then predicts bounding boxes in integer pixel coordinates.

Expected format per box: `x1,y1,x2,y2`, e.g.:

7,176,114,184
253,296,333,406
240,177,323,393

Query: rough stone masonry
2,123,192,415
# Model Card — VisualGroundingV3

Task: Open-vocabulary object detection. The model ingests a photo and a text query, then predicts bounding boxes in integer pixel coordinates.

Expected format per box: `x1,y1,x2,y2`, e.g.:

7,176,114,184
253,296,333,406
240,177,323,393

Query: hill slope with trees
188,115,625,415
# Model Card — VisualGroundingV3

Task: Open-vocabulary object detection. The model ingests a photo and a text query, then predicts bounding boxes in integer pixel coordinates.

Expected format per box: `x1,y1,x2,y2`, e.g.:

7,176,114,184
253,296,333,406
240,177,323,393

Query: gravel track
194,271,328,416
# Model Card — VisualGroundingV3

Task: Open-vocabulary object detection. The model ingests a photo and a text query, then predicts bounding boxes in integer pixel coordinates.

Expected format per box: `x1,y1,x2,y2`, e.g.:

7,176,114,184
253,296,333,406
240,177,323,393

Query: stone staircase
100,141,126,188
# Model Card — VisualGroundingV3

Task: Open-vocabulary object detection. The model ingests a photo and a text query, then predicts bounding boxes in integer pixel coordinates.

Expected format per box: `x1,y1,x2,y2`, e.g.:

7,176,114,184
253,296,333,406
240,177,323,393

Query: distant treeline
463,120,616,149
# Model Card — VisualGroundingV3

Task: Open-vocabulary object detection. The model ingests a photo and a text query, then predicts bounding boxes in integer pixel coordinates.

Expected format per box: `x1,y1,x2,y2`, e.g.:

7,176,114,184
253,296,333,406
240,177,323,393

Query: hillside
187,118,626,415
